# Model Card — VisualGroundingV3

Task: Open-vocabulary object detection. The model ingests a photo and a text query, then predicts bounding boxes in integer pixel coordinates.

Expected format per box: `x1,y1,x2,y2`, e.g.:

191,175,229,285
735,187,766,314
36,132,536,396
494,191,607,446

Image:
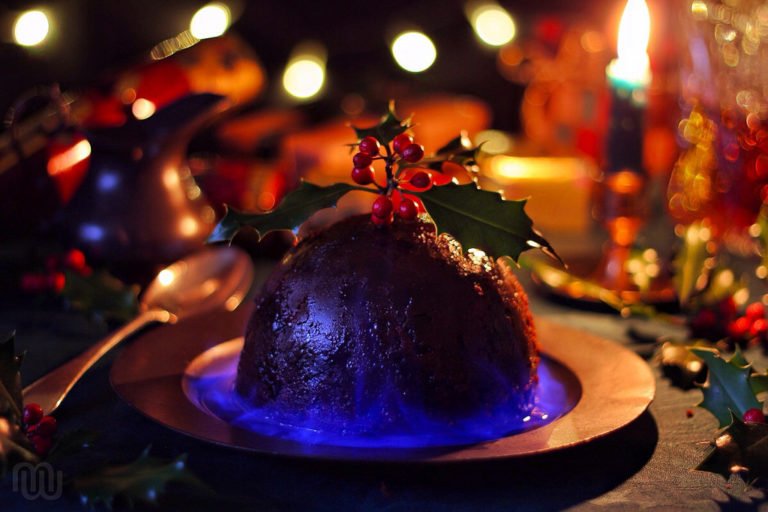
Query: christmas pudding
209,104,559,445
236,214,538,439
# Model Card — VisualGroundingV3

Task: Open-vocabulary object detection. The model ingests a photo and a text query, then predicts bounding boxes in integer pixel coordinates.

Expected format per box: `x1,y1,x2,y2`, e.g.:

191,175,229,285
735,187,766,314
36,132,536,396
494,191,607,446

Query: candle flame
608,0,651,86
617,0,650,62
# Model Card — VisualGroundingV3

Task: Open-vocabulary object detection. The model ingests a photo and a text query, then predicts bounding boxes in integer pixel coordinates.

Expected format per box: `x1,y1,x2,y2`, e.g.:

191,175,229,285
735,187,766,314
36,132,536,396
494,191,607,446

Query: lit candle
605,0,651,173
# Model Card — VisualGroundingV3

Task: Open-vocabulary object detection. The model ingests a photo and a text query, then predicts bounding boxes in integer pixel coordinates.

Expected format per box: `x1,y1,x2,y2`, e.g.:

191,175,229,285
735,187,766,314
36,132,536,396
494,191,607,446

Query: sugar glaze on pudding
235,214,539,445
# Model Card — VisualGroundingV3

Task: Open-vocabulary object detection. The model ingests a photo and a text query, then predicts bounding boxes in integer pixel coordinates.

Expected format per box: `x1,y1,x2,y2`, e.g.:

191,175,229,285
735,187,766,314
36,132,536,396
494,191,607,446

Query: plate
110,306,655,463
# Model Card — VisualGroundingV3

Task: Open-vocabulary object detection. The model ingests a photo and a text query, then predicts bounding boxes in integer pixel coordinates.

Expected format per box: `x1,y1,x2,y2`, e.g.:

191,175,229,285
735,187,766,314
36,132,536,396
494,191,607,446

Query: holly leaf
752,372,768,396
690,347,762,428
0,332,23,418
73,447,209,510
207,181,356,244
352,101,411,145
758,206,768,275
673,221,713,305
426,132,481,172
416,183,562,263
697,414,768,480
0,332,38,477
63,270,139,323
694,268,747,310
46,429,100,466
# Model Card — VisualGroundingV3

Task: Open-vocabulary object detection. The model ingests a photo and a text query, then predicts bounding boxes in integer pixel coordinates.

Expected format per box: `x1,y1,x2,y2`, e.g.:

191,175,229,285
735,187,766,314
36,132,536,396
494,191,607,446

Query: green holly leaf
752,372,768,396
420,132,481,172
46,429,100,466
351,101,411,145
73,447,209,510
690,347,763,428
730,346,749,367
697,414,768,480
758,205,768,275
63,270,139,323
416,183,561,263
673,221,713,305
0,332,23,419
208,181,357,244
0,332,38,477
694,268,747,310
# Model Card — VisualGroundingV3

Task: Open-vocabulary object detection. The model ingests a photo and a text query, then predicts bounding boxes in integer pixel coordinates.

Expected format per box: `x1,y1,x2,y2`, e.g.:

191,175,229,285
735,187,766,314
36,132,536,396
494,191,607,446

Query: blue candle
605,0,651,173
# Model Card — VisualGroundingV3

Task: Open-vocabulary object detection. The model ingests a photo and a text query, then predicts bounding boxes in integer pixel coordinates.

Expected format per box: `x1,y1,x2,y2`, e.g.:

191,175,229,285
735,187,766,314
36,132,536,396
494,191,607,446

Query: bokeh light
132,98,157,120
391,31,437,73
190,3,231,40
282,49,326,100
468,4,516,47
14,10,50,47
47,139,91,176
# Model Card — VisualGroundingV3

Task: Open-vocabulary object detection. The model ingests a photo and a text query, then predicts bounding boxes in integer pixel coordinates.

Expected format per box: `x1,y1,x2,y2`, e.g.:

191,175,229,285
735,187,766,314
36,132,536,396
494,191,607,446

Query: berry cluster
351,134,432,226
22,403,57,456
688,298,768,350
20,249,90,294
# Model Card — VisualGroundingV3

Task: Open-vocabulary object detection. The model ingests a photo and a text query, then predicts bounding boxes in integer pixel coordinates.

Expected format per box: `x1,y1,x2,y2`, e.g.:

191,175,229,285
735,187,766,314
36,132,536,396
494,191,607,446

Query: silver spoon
23,246,254,414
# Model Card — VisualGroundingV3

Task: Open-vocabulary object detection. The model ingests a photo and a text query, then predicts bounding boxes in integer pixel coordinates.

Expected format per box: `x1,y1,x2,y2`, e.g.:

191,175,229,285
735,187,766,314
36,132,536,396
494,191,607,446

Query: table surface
1,271,767,512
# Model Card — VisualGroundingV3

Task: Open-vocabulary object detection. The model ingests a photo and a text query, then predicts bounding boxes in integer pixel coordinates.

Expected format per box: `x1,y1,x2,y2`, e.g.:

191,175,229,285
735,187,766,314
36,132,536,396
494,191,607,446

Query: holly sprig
0,332,38,477
208,102,560,264
73,447,210,510
0,331,207,508
690,347,764,428
688,346,768,483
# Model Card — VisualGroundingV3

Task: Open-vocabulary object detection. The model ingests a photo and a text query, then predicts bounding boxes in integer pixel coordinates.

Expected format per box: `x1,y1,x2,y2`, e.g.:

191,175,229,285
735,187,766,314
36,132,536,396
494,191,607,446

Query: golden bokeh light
14,10,50,47
468,3,516,47
190,3,231,40
391,31,437,73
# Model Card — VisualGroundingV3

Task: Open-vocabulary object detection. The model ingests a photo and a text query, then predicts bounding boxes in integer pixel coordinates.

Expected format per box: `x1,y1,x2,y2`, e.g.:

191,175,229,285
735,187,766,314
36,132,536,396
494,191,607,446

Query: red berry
358,136,380,157
746,302,765,321
751,318,768,337
372,195,393,218
351,166,375,185
34,416,57,437
20,274,47,293
410,171,432,189
23,404,44,426
397,198,418,220
719,297,737,320
392,133,414,155
47,272,66,294
65,249,87,272
352,152,373,169
729,316,751,339
690,308,717,331
371,212,393,226
30,435,52,457
401,144,424,163
743,408,766,424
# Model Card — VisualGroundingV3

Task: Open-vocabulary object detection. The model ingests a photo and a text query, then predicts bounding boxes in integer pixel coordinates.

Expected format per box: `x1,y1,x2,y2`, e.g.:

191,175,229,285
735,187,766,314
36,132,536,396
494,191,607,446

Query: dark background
0,0,618,132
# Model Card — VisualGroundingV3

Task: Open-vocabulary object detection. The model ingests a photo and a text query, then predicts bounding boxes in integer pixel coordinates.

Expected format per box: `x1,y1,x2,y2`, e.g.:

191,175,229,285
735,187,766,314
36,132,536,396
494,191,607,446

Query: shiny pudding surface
236,214,539,439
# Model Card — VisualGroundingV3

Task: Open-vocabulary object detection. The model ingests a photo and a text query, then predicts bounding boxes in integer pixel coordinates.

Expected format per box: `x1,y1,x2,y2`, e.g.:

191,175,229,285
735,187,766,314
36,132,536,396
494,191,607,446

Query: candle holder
531,0,676,307
586,85,675,304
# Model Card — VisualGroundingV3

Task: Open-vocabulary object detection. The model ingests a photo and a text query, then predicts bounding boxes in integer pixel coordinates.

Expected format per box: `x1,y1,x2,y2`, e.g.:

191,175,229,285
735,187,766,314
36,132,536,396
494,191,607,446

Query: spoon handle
22,309,175,415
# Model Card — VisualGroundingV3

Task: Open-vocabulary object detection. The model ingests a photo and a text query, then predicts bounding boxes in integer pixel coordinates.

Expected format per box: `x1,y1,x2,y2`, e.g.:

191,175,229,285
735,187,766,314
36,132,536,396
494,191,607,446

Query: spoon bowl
23,246,254,414
143,247,254,318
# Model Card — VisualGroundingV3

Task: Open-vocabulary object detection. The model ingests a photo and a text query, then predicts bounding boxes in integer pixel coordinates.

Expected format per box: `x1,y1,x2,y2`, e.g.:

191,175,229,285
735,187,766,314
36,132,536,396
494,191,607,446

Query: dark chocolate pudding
236,214,539,439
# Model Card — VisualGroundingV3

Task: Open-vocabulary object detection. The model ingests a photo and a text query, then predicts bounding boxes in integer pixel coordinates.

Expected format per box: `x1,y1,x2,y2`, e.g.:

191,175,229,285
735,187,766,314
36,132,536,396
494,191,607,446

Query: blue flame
185,355,577,448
